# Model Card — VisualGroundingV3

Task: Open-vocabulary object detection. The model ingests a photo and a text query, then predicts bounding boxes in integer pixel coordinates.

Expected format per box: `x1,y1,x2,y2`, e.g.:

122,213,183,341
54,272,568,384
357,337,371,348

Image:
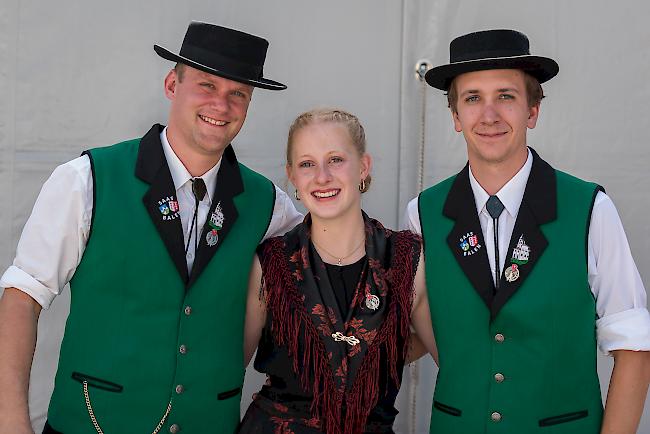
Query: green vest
48,127,275,433
420,154,603,433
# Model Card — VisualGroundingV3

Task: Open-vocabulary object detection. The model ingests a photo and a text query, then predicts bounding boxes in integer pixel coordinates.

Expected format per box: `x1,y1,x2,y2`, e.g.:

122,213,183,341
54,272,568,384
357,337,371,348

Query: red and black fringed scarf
257,213,421,434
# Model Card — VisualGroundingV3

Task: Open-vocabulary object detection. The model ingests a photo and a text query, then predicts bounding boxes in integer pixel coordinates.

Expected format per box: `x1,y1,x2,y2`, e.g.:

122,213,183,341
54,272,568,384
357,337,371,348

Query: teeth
313,190,338,198
199,115,226,126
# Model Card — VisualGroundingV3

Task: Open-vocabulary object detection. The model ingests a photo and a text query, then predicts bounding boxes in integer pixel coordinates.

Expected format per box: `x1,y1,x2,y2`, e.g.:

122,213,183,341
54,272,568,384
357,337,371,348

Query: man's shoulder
419,172,458,200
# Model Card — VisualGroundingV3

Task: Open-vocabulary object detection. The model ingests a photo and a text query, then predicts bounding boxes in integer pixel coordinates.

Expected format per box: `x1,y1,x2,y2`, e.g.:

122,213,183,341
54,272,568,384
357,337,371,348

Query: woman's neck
310,210,366,266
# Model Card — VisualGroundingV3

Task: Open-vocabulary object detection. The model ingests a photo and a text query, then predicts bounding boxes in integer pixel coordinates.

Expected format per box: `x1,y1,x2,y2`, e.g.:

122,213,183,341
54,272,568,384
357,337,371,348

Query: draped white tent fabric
1,1,648,432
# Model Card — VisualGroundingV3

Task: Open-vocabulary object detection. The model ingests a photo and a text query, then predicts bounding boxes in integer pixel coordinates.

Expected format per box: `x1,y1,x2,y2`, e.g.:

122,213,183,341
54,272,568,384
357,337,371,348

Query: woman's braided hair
286,108,371,192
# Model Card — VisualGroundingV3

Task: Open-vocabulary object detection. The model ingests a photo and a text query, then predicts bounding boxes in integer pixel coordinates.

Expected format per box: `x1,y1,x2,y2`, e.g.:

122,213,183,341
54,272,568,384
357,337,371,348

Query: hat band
180,45,263,80
452,49,530,63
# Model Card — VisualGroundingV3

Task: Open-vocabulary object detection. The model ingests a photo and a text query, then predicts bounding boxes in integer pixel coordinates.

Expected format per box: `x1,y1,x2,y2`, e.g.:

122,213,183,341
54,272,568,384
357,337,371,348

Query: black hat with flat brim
154,21,286,91
425,29,559,91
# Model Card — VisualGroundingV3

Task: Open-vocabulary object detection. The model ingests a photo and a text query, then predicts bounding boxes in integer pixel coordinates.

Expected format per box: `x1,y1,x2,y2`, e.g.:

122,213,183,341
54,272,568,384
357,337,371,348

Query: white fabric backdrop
0,1,648,432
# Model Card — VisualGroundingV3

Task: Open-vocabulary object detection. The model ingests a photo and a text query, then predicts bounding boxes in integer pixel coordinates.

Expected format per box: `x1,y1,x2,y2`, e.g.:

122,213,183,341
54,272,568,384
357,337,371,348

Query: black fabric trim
217,386,242,400
81,151,96,251
260,180,276,241
539,410,588,427
42,421,63,434
71,371,123,392
433,400,462,416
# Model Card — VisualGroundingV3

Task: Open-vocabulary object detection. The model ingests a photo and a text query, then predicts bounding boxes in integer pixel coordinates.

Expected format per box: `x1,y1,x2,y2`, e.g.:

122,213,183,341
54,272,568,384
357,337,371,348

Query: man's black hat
154,21,286,90
425,29,559,91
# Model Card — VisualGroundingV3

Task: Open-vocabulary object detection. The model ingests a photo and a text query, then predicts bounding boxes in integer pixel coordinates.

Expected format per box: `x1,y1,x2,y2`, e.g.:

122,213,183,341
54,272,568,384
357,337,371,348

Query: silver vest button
175,384,185,394
494,333,505,343
494,373,505,383
184,306,192,316
179,344,187,354
491,411,502,422
169,423,180,433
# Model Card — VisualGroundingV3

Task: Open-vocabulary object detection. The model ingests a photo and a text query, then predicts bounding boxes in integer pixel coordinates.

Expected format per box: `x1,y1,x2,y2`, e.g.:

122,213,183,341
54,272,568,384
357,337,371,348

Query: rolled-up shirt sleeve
589,192,650,354
0,156,92,309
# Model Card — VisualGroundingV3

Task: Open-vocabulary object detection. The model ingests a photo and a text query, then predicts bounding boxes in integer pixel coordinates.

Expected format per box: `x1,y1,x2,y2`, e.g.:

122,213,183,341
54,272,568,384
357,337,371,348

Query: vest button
491,411,502,422
169,423,180,433
494,373,505,383
175,384,185,394
184,306,192,316
179,344,187,354
494,333,505,343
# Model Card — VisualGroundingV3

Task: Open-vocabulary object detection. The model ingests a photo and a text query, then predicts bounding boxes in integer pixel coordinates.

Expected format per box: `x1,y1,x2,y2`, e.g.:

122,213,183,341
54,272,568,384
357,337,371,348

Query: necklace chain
312,237,365,266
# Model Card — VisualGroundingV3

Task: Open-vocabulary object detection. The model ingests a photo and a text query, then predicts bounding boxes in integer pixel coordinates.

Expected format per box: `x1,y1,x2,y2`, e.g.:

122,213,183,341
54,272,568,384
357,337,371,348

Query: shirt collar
160,127,220,202
469,147,533,218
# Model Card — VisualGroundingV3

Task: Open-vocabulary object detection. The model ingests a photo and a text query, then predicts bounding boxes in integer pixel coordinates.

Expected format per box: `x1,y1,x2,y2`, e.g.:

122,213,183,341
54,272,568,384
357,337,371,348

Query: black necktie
185,178,207,257
486,195,505,290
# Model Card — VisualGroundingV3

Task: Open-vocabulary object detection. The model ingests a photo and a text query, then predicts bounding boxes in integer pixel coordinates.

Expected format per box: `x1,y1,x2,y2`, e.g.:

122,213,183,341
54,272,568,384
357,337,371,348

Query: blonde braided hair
286,108,372,192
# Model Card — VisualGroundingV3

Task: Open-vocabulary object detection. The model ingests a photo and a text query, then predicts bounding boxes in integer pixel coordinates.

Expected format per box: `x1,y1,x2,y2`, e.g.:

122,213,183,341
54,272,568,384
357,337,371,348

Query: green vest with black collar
420,151,604,433
47,125,275,433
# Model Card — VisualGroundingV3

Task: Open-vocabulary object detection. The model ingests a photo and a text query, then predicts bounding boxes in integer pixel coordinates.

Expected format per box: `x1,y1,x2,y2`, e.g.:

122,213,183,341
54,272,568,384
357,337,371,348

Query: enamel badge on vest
206,202,224,247
459,231,482,256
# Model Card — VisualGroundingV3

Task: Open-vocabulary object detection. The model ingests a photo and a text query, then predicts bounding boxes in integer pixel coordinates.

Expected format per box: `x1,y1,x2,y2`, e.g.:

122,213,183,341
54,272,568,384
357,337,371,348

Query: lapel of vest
443,164,495,309
490,148,556,319
136,124,189,284
187,144,242,289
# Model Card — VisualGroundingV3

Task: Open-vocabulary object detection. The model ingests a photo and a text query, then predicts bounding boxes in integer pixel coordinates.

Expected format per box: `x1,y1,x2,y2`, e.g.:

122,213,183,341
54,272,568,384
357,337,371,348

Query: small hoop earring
358,179,366,193
294,189,301,201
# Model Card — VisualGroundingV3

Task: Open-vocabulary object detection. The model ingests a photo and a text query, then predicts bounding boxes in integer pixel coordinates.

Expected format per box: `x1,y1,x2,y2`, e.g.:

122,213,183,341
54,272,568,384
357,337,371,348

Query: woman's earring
358,179,366,193
294,189,301,201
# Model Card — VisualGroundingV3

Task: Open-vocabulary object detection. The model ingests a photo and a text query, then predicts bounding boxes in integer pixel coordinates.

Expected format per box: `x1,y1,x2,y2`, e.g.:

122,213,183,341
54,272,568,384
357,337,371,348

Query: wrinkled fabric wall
0,1,648,432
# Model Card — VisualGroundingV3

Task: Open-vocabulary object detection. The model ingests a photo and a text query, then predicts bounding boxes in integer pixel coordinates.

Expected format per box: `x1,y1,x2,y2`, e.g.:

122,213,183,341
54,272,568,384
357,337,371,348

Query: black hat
154,21,286,91
425,29,558,91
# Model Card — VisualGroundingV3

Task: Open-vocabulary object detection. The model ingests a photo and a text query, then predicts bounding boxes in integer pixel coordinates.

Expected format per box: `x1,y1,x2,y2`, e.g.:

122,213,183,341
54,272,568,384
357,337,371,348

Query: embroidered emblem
332,331,360,346
157,196,179,221
205,202,224,247
459,231,482,256
365,294,380,311
505,264,520,282
511,235,530,265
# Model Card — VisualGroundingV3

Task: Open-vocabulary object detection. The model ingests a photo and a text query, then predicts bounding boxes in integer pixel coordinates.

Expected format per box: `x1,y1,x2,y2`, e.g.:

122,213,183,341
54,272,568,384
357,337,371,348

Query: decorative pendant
206,229,219,247
504,264,520,282
365,294,380,310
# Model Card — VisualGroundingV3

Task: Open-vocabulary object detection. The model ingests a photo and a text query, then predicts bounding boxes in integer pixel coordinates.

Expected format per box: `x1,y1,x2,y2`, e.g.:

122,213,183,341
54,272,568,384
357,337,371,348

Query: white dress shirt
405,149,650,355
1,128,302,308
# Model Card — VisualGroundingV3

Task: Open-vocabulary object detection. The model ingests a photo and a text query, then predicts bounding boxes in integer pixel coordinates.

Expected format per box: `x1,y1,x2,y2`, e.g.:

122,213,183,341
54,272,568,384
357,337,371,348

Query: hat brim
154,44,287,91
425,55,559,91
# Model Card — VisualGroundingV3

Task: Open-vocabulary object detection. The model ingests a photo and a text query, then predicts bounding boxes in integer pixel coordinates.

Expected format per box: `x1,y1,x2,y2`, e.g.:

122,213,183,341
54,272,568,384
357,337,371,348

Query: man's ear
527,103,540,129
452,109,463,133
164,69,177,101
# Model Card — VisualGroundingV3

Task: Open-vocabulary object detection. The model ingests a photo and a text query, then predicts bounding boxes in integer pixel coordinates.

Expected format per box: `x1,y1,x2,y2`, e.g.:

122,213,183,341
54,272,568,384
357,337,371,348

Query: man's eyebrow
459,89,480,97
498,87,520,93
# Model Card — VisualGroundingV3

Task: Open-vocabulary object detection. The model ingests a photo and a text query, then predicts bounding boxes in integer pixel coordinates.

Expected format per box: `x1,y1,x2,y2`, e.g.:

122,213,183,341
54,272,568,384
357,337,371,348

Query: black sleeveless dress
239,214,421,434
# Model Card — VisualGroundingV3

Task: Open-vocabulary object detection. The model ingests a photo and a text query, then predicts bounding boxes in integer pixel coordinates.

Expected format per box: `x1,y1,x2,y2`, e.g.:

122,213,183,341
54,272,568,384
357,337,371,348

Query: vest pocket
217,386,242,400
539,410,588,427
71,372,123,393
433,400,462,417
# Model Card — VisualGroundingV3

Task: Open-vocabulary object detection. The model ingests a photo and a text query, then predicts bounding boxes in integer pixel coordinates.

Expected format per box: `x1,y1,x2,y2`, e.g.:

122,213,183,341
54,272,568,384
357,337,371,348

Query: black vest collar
442,148,556,319
136,124,244,288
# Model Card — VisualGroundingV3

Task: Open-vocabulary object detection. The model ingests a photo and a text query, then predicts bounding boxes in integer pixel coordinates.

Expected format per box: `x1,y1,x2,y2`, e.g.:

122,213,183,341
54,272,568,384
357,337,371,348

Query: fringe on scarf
259,231,420,434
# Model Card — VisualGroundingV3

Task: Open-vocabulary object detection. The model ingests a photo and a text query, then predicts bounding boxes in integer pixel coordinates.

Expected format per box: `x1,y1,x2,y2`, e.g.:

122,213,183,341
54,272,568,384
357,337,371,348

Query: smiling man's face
164,65,253,161
451,69,539,167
